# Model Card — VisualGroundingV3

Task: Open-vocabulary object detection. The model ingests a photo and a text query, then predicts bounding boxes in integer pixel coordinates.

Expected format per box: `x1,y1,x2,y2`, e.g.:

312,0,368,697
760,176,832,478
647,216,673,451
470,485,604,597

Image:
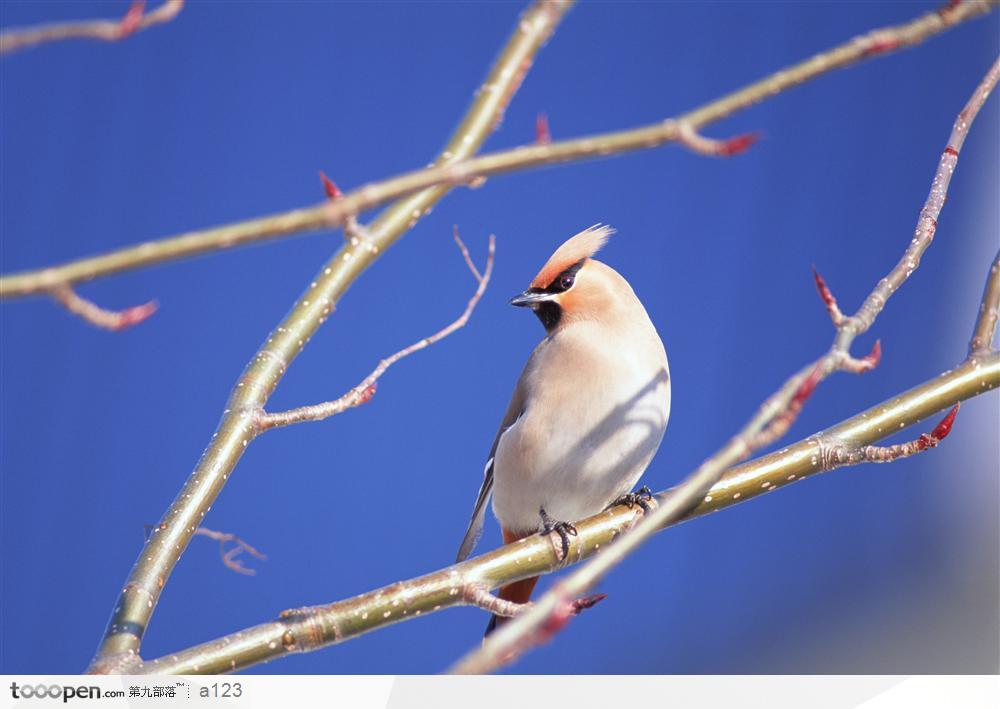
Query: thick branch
85,0,573,674
3,0,996,300
0,0,184,55
137,354,999,674
453,53,1000,673
257,233,494,431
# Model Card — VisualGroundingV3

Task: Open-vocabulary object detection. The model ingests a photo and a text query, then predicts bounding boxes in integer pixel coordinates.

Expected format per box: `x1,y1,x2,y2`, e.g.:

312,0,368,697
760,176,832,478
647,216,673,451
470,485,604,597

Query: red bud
319,171,342,200
718,132,759,156
930,404,959,441
112,300,158,331
862,339,882,370
535,112,551,145
118,0,145,38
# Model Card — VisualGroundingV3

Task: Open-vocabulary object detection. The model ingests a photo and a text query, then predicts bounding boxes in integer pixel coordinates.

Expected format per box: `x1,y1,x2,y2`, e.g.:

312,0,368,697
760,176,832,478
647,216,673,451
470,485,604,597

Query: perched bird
456,225,671,635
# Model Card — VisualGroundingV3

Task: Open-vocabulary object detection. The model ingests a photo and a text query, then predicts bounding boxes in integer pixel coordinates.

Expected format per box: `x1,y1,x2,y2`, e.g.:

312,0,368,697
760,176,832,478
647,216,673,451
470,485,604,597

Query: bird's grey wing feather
455,457,496,563
455,371,529,562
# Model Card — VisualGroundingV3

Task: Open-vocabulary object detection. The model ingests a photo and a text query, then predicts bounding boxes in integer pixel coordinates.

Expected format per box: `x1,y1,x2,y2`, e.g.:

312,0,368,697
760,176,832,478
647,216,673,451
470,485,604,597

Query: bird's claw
539,507,578,560
608,486,655,513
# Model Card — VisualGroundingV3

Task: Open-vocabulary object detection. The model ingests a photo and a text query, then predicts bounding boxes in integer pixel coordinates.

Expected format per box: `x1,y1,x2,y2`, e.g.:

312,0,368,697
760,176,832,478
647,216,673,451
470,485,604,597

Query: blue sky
1,1,998,674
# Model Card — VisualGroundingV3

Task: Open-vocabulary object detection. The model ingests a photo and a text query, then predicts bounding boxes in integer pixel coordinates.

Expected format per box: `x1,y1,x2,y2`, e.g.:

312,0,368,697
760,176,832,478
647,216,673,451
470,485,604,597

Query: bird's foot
608,486,655,513
539,507,578,560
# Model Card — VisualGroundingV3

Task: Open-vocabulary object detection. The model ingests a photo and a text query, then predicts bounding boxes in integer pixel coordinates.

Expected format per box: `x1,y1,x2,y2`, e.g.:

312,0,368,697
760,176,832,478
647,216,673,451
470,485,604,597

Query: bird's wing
455,372,529,562
454,458,497,563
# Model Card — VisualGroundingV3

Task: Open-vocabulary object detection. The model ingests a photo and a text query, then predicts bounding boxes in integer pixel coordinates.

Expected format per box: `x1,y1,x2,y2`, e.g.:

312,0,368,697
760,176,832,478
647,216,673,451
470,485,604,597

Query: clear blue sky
1,1,998,674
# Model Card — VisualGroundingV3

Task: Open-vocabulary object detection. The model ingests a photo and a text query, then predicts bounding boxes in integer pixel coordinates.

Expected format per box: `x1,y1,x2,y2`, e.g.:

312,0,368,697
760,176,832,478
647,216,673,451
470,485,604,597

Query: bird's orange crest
530,224,614,288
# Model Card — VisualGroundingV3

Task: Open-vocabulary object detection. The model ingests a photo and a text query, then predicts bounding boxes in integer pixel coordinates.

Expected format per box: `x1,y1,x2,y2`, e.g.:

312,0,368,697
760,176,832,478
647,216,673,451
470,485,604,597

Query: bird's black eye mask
526,259,585,331
529,258,586,296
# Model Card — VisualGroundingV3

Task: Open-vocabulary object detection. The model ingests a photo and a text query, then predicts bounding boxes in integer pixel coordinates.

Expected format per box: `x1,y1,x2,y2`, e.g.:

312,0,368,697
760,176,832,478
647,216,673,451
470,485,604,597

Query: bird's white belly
491,367,669,535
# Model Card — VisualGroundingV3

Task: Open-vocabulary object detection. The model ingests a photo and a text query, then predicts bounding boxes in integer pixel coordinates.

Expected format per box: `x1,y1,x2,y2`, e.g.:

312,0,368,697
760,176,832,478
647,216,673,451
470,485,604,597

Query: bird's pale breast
491,321,670,535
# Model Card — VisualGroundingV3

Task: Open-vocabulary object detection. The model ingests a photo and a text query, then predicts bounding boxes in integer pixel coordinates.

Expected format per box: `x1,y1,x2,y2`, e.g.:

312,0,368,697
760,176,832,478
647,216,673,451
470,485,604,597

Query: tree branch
676,123,761,157
464,585,529,619
836,404,960,463
845,57,1000,340
256,232,494,431
450,53,1000,674
192,527,267,577
2,1,996,302
85,0,573,674
969,250,1000,355
134,351,999,675
460,584,606,621
0,0,184,55
49,285,157,331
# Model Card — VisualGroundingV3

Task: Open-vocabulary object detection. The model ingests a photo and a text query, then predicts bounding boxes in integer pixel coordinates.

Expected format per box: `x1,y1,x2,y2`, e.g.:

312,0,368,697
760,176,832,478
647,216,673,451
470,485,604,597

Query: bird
456,224,671,635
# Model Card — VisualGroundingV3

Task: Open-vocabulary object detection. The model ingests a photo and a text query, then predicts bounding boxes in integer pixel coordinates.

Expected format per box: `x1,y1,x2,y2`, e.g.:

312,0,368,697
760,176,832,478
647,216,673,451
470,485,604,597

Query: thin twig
3,1,996,301
145,524,266,575
453,226,483,282
745,364,821,450
969,250,1000,355
464,585,527,619
257,233,495,431
0,0,184,55
676,122,761,157
135,351,999,674
86,0,573,674
461,583,604,620
450,53,1000,675
812,267,846,326
844,57,1000,340
193,527,267,577
830,404,960,465
49,285,157,331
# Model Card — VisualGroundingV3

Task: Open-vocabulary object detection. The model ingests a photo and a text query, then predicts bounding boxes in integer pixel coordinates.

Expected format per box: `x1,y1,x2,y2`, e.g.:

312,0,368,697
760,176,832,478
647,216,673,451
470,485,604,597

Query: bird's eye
559,274,575,290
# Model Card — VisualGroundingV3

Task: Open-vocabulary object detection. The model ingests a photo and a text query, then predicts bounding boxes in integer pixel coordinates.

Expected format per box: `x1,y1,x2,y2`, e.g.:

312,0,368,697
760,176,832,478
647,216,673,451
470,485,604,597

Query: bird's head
511,224,635,332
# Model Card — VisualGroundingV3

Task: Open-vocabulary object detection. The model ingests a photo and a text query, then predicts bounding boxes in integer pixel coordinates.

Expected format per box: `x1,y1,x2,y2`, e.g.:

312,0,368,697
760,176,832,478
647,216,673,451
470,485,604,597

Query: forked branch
257,232,494,431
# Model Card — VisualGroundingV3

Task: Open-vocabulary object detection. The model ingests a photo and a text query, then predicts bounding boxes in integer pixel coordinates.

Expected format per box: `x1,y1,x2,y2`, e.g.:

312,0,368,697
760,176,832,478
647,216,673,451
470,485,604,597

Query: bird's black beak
510,290,556,307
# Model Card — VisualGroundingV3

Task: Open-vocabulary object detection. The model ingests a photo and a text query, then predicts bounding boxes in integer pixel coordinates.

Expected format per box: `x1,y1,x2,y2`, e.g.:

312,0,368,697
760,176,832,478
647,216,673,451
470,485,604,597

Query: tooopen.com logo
9,682,125,702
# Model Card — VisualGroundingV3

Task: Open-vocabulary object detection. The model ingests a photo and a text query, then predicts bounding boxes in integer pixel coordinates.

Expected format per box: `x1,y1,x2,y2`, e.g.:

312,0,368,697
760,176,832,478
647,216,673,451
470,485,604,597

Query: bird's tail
485,527,539,637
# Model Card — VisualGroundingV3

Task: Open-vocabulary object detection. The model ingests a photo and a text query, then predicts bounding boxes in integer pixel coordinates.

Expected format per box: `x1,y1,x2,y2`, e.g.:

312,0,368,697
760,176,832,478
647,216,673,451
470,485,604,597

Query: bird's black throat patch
533,301,562,331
